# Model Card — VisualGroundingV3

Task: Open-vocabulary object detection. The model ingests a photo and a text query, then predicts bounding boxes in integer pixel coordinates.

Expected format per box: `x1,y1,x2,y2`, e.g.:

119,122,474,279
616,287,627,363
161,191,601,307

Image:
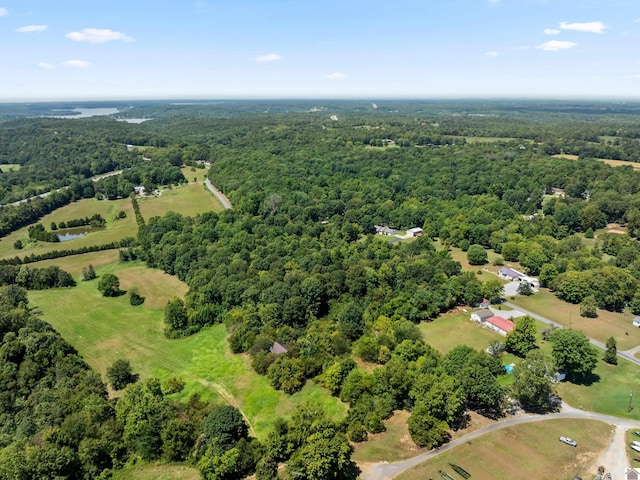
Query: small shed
407,227,423,237
270,342,288,355
633,316,640,328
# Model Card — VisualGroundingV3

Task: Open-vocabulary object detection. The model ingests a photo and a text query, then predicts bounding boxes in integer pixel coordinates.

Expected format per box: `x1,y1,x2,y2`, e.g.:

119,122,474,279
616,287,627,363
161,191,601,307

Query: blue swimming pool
504,364,514,374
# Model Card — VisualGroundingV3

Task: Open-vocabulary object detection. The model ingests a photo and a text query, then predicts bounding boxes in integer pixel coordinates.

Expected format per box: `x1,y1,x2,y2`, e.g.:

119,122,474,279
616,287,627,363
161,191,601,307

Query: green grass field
394,419,611,480
137,183,224,220
419,311,502,353
353,411,417,462
28,262,345,438
112,465,199,480
0,197,137,260
181,166,209,183
510,290,640,351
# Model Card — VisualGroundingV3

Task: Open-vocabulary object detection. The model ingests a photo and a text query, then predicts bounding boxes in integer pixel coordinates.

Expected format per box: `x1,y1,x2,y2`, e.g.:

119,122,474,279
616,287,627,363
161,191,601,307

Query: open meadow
28,261,345,438
137,183,224,219
394,419,611,480
112,465,199,480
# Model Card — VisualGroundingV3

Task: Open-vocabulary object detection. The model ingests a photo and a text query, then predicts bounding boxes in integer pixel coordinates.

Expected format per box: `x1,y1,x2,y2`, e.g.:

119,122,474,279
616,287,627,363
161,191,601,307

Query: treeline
52,213,106,229
0,237,135,265
0,264,75,289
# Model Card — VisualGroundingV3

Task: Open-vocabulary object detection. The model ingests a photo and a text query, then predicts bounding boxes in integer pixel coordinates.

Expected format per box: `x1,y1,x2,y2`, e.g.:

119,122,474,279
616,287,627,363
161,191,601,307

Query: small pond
57,226,105,242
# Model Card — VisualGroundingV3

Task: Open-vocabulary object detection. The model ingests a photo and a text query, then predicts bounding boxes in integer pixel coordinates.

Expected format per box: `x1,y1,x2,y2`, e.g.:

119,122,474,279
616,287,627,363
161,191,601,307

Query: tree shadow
569,372,600,386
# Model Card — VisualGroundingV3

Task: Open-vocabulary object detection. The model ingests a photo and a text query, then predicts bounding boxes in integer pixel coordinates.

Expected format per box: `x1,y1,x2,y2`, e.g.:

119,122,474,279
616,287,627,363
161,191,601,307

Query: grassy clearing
23,249,121,277
112,464,199,480
181,166,209,183
0,163,21,172
137,183,224,220
599,158,640,170
353,411,417,462
419,311,502,353
395,419,610,480
28,262,345,438
558,358,640,421
451,136,533,144
509,290,640,351
0,197,137,260
552,154,580,160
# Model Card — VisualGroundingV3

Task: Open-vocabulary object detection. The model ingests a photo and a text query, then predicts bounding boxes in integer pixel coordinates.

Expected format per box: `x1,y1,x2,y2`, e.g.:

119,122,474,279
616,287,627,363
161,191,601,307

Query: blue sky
0,0,638,100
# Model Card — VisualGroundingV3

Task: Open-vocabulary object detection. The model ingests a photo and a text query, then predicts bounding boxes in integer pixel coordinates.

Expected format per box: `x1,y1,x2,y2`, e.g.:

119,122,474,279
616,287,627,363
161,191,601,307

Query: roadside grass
558,358,640,421
28,262,345,438
112,465,199,480
137,183,224,219
509,290,640,351
395,419,611,480
0,197,137,260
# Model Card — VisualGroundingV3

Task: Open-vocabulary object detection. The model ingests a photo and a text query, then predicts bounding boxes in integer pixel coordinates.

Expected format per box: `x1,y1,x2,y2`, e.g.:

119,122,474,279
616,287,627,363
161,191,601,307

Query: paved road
205,179,232,209
362,405,640,480
503,301,640,367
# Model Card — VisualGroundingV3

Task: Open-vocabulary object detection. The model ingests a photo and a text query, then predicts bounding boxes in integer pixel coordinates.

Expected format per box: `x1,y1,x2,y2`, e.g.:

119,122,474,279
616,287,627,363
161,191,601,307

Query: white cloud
16,25,48,33
62,60,91,68
485,51,499,57
66,28,133,43
537,40,577,51
326,72,345,80
544,28,560,35
559,21,607,34
255,53,281,62
0,7,7,17
37,62,53,69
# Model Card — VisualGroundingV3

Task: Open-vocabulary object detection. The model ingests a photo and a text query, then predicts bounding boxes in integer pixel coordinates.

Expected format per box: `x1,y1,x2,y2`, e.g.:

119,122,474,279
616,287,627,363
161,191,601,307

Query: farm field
394,419,611,480
137,182,224,219
0,197,137,260
28,262,345,437
509,290,640,351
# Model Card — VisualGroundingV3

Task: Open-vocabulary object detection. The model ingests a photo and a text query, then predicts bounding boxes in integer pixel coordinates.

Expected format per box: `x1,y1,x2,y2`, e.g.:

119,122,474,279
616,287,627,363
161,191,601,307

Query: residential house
626,468,640,480
471,309,494,323
485,316,515,336
270,342,288,355
374,225,397,236
475,298,491,308
498,267,522,281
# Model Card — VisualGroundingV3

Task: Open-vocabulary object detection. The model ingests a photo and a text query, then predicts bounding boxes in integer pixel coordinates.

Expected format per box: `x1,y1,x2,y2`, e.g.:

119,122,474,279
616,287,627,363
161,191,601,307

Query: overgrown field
395,419,611,480
28,262,346,437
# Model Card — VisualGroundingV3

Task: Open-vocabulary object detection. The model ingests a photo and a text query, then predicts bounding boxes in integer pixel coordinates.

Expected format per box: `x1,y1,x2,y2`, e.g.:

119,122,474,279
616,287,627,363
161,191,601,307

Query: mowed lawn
395,419,611,480
137,183,224,220
419,311,503,353
510,290,640,351
28,262,345,437
0,197,137,260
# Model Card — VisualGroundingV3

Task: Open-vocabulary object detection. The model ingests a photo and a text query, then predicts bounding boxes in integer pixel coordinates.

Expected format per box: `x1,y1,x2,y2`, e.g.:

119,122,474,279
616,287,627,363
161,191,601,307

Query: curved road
205,179,232,210
363,405,640,480
503,301,640,367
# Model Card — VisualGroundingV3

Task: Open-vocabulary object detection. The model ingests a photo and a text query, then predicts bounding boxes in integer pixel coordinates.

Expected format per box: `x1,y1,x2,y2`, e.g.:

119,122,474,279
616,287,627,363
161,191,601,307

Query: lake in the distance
50,107,119,119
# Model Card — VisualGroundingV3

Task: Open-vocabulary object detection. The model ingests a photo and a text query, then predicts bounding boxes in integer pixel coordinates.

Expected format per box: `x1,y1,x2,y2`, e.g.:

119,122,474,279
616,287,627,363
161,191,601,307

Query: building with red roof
486,316,515,336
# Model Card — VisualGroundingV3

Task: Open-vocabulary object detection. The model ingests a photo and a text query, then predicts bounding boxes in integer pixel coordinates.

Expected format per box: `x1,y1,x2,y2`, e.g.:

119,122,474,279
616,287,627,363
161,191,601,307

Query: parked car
560,436,577,447
635,431,640,437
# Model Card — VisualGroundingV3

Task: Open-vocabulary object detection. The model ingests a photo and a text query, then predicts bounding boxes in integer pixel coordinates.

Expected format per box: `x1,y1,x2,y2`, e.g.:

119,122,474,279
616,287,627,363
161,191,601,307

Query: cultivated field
394,419,611,480
28,262,345,437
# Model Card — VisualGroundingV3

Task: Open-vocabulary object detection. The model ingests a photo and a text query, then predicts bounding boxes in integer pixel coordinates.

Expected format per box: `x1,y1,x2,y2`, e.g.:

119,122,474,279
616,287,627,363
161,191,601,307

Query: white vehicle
631,444,640,453
560,436,577,447
633,440,640,447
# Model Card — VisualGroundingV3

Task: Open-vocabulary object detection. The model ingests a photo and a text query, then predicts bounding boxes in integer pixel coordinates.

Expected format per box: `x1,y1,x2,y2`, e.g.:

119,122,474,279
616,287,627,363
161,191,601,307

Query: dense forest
2,100,640,478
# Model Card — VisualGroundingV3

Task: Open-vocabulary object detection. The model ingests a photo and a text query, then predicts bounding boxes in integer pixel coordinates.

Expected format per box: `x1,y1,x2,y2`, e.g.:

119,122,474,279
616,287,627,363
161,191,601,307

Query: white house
471,309,494,323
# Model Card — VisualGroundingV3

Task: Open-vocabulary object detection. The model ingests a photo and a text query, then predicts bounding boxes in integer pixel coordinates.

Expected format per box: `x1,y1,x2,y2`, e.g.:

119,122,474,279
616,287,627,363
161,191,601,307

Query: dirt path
591,424,629,477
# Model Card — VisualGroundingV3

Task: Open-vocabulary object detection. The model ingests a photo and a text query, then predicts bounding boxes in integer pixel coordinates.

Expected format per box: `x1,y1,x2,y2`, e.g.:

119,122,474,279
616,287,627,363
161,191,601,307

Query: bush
467,244,488,265
81,264,96,281
129,287,145,306
163,376,186,394
348,423,368,442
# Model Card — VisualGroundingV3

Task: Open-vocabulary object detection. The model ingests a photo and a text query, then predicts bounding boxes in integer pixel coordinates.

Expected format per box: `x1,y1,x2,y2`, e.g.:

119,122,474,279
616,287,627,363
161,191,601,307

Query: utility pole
628,390,634,413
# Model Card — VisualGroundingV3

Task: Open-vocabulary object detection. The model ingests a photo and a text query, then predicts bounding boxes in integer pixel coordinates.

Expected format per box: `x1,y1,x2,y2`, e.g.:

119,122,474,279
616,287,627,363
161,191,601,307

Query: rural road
362,404,640,480
205,179,232,209
502,301,640,367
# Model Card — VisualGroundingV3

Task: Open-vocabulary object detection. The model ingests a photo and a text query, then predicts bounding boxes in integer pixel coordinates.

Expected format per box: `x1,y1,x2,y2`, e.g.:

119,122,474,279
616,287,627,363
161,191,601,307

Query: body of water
50,107,119,119
57,225,105,242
